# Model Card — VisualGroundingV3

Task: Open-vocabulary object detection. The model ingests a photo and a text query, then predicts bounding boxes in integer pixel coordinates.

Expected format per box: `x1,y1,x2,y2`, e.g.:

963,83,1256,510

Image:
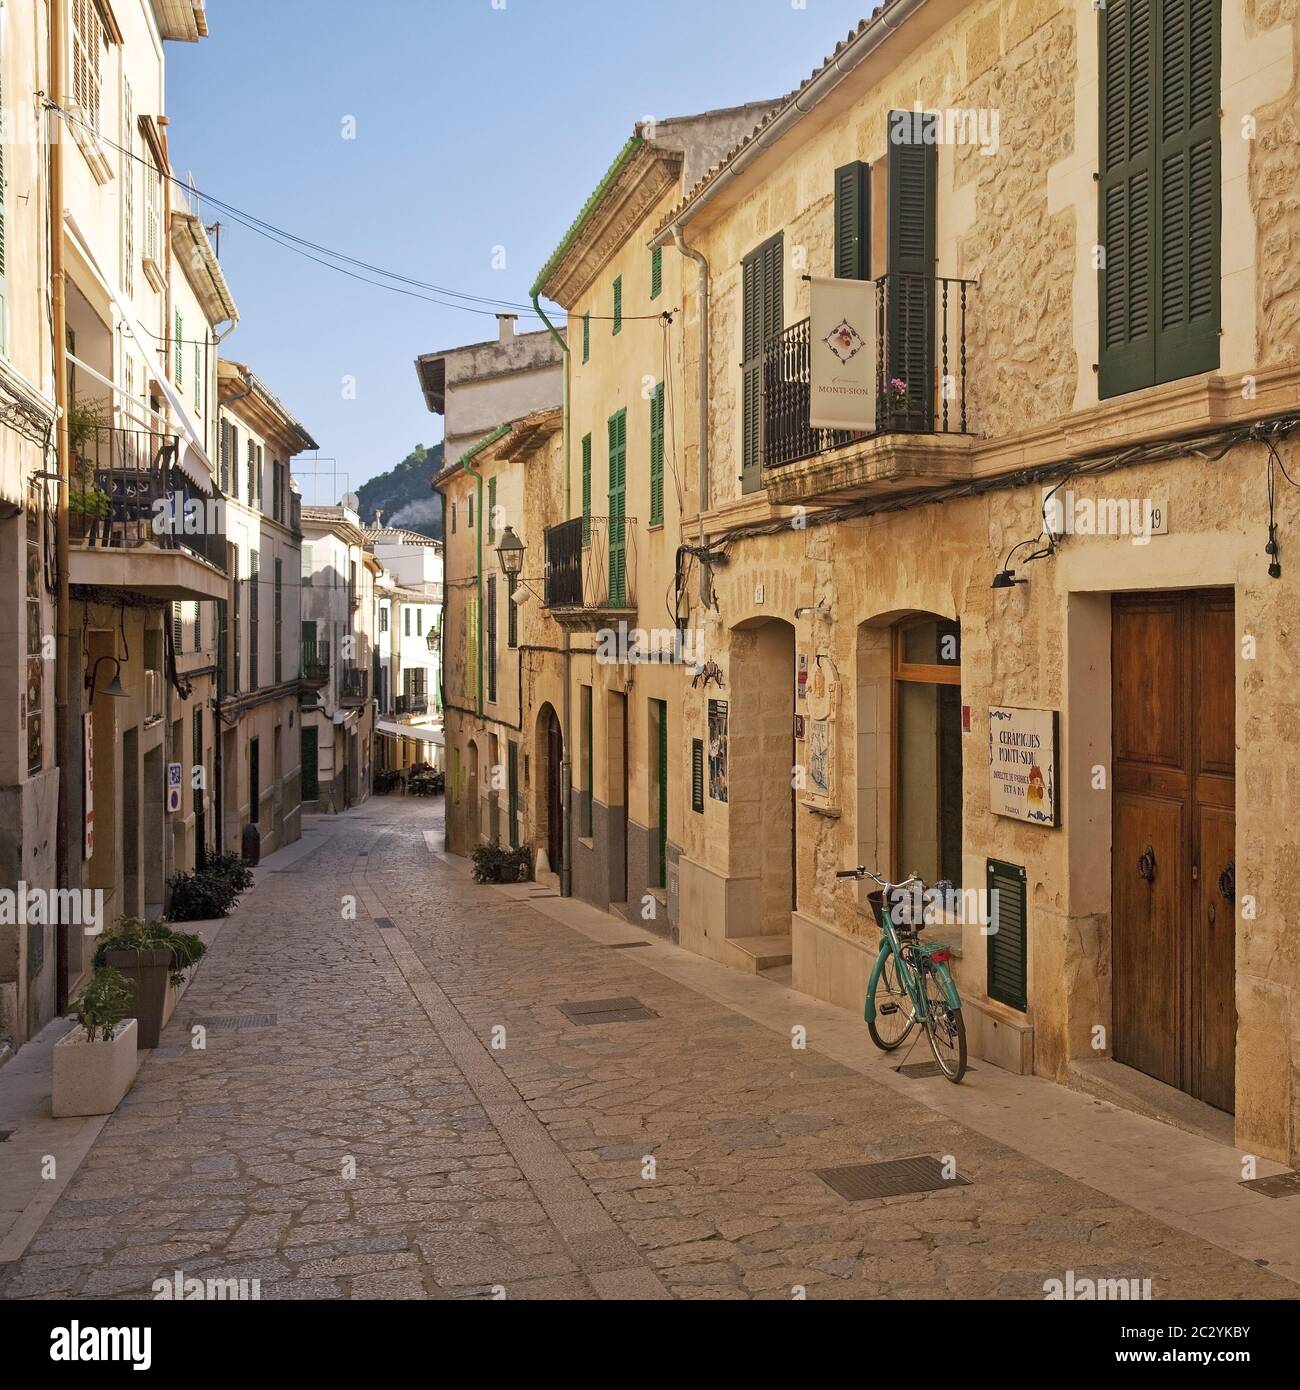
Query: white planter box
52,1019,140,1118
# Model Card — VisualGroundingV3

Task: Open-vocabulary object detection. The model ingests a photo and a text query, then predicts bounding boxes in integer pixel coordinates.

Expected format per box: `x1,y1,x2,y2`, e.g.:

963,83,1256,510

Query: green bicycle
836,866,968,1082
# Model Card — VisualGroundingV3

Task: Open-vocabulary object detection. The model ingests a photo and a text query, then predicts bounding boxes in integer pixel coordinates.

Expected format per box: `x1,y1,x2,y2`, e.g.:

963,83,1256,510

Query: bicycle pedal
880,1003,899,1015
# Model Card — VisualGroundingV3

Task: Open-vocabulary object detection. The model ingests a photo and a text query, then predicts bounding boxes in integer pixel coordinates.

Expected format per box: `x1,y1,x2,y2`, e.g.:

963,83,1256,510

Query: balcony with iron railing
760,272,977,506
300,638,331,687
68,422,228,602
339,665,370,706
542,515,638,630
396,696,430,717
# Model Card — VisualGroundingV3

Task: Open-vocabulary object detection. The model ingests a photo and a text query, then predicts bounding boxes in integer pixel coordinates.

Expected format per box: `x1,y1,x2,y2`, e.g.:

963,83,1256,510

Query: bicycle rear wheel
922,970,967,1082
867,949,916,1051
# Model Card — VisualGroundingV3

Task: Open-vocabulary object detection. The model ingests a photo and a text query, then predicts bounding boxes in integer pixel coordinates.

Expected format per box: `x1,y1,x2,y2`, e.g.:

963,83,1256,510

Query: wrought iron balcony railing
339,665,369,705
543,514,637,614
300,638,331,685
72,425,226,572
396,696,429,717
762,272,975,470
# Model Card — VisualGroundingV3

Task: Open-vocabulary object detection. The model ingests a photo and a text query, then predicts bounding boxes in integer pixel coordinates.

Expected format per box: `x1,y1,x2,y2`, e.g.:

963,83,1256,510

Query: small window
651,246,662,301
612,276,622,335
301,544,313,585
416,609,423,637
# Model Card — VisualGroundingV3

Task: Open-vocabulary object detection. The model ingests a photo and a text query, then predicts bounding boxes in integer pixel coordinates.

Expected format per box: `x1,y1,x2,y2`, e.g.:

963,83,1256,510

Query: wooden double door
1111,590,1236,1113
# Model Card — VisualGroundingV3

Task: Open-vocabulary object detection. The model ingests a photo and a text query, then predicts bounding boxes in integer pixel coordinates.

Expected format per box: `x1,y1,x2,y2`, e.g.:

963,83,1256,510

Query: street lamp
495,526,525,581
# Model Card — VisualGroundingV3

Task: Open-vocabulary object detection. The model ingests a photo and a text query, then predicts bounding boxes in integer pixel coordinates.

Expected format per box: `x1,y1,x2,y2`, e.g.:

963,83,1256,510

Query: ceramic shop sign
989,706,1060,827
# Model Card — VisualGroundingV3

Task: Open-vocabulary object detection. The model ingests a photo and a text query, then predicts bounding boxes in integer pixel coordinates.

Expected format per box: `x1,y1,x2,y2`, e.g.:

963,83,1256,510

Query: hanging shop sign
708,699,729,803
809,276,877,432
989,706,1060,826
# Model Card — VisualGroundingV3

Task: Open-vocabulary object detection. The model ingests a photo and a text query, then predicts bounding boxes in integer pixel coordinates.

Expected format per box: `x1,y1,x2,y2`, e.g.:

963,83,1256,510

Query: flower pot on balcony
52,1019,140,1117
101,947,172,1049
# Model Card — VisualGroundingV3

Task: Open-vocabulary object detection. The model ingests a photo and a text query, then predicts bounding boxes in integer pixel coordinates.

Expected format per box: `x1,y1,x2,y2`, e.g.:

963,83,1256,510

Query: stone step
727,935,793,974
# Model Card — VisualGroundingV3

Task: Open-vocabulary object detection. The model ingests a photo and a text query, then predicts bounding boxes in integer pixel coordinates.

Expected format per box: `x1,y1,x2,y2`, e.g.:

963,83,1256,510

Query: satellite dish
342,491,360,512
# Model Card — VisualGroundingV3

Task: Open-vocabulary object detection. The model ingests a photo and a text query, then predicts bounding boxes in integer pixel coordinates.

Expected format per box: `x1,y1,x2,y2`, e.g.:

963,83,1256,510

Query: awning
64,213,214,494
377,720,444,745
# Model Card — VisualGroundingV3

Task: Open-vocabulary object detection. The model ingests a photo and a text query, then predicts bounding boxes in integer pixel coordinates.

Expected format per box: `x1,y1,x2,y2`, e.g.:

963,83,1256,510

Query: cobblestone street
1,799,1295,1302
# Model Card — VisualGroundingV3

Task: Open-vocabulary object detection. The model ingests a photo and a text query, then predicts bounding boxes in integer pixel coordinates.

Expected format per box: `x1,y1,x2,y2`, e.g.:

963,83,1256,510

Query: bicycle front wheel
923,981,967,1082
867,949,916,1052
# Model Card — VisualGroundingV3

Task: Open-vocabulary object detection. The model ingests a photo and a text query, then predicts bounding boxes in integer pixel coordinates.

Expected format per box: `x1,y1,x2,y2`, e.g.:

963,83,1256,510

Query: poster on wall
989,705,1060,826
707,699,728,803
809,276,877,431
809,719,832,798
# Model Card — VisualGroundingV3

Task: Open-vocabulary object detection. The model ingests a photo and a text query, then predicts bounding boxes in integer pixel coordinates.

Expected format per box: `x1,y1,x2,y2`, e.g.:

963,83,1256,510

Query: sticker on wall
809,719,832,799
989,706,1060,827
797,653,808,701
708,699,729,803
167,762,184,814
794,714,806,741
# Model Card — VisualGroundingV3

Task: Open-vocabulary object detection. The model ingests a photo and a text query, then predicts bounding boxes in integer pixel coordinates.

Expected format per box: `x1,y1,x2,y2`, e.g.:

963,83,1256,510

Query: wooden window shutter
691,739,704,813
612,276,623,334
487,476,496,541
582,311,590,362
740,233,782,495
608,410,627,606
1100,0,1220,397
651,245,663,300
834,161,871,280
507,742,520,848
987,859,1028,1011
649,382,664,526
581,433,592,545
886,111,937,429
175,311,183,384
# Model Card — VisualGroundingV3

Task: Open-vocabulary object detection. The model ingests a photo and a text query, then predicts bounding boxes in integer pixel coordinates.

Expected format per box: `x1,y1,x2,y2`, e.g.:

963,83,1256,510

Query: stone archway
533,703,564,871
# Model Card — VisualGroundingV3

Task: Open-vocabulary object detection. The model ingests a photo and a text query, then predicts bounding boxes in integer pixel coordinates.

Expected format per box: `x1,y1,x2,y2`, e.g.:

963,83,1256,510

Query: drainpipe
670,225,711,604
50,0,71,1010
531,290,572,899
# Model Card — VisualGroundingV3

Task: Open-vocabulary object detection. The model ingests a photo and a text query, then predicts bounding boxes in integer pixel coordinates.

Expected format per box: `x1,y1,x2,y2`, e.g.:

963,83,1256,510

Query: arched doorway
535,703,564,870
728,618,796,934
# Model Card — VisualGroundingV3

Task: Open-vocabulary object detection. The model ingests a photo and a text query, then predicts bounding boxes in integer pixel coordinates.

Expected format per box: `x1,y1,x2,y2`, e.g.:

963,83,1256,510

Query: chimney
374,508,384,528
497,313,517,344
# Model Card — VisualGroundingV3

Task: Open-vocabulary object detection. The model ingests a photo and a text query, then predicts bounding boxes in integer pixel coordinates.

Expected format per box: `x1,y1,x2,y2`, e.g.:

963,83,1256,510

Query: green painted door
301,726,319,803
507,741,519,849
654,699,667,887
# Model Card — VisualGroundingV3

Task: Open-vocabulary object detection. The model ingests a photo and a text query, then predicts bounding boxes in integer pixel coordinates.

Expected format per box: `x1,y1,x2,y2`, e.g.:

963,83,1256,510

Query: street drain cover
191,1013,278,1032
608,941,650,949
896,1061,976,1079
1240,1170,1300,1199
559,997,658,1025
374,917,395,930
815,1155,971,1201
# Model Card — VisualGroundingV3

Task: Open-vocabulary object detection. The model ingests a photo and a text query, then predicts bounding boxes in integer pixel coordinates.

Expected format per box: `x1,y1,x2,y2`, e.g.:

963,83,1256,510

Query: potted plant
52,968,140,1117
93,917,209,1048
471,841,533,885
66,398,111,541
166,855,250,923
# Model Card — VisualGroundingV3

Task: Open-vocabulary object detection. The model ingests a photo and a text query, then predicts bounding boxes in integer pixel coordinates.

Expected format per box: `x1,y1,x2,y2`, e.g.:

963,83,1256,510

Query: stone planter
52,1019,140,1117
102,946,172,1049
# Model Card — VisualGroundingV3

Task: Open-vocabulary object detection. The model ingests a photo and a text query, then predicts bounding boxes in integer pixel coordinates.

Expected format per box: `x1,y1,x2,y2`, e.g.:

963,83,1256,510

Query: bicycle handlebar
835,866,926,891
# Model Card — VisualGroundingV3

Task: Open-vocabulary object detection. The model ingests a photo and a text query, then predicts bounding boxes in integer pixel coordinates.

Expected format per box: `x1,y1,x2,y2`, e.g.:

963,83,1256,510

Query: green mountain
356,442,445,540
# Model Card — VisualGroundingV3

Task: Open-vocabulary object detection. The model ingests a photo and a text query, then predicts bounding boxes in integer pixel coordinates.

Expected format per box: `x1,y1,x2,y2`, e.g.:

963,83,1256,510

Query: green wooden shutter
607,410,627,606
581,433,592,545
507,741,519,848
651,245,663,300
1100,0,1220,397
886,111,936,429
487,475,496,542
834,161,871,280
612,276,623,334
582,311,590,362
987,859,1028,1011
649,382,664,526
486,575,497,702
740,233,782,494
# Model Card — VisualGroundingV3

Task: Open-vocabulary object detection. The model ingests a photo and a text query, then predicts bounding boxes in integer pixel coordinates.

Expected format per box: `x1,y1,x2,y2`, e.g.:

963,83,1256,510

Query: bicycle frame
864,895,961,1028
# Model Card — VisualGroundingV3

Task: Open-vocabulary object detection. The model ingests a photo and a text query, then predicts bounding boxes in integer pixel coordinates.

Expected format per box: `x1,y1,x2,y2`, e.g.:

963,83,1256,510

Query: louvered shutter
691,740,704,813
582,311,590,362
613,277,622,335
487,476,496,541
886,111,936,430
581,433,592,545
507,742,519,848
607,410,626,607
1100,0,1220,396
987,859,1028,1011
834,162,871,280
740,234,782,495
649,383,664,526
651,246,663,300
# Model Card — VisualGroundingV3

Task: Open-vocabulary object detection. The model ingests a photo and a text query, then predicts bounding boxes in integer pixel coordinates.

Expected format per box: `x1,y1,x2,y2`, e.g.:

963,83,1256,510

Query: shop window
892,615,962,887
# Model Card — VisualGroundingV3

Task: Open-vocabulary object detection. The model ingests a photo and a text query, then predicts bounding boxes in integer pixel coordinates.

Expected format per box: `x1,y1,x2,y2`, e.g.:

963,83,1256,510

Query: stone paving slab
0,797,1294,1301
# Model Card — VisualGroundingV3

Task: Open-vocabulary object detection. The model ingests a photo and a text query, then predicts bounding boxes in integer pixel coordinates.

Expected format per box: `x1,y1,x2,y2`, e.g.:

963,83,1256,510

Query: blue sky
166,0,865,498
